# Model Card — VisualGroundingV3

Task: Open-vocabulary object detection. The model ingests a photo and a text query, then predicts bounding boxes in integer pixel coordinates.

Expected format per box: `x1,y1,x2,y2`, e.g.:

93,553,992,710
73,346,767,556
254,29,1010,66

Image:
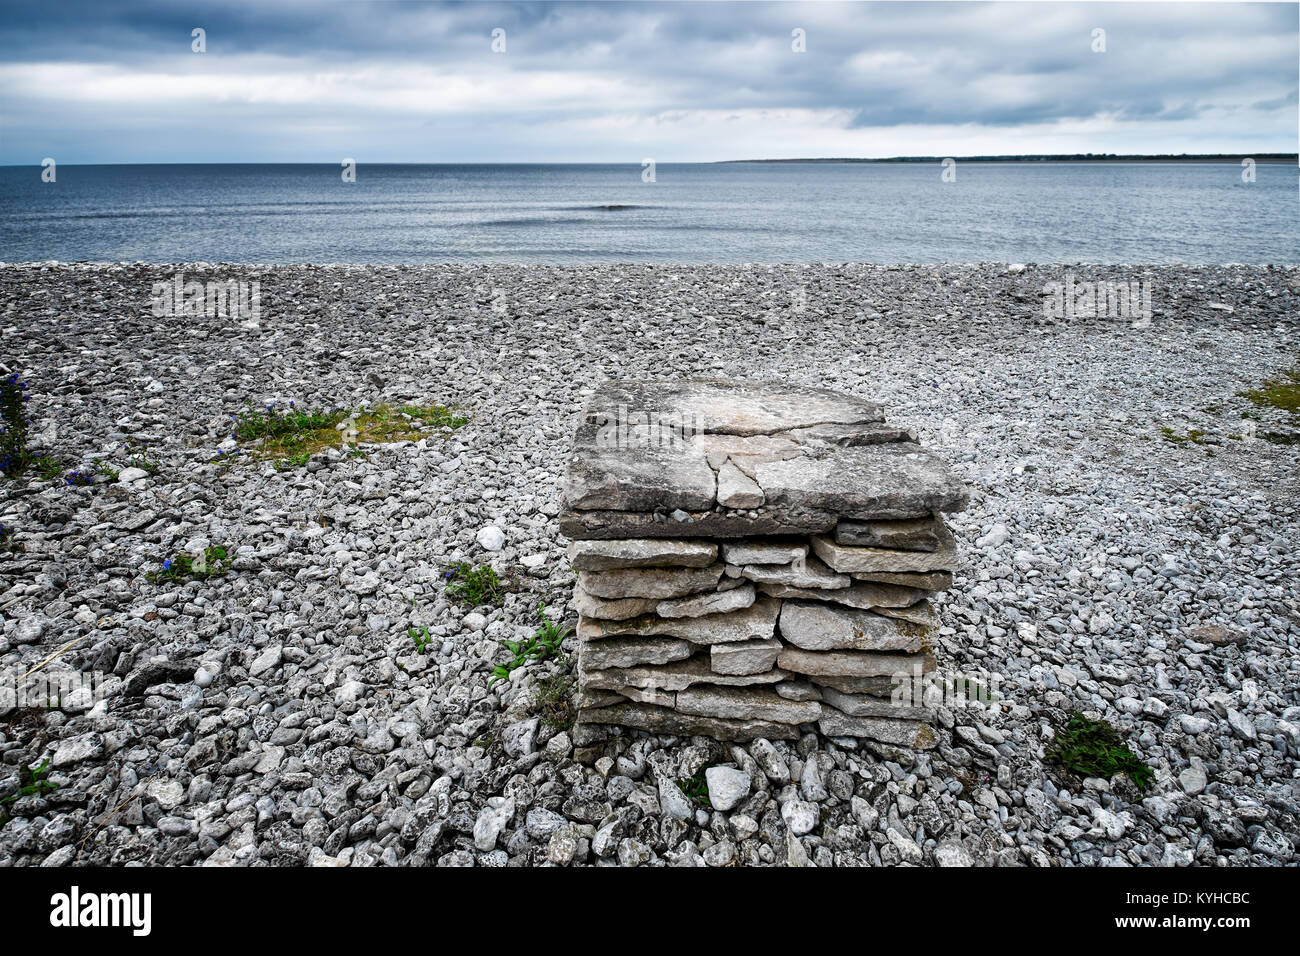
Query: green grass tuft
408,624,433,655
444,562,505,606
534,672,577,729
677,767,713,809
1238,367,1300,418
233,401,467,470
0,758,58,827
1047,712,1154,790
488,603,572,686
1159,426,1206,447
147,545,233,583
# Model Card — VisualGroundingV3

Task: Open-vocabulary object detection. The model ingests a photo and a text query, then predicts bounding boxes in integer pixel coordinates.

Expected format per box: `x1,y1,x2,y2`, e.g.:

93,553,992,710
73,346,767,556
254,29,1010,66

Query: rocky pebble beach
0,260,1297,868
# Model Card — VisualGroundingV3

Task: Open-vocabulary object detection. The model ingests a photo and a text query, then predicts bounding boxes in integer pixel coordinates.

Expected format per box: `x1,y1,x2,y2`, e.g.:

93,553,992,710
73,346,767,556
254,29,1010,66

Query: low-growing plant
1047,712,1154,790
93,460,119,482
147,545,233,583
408,624,433,655
444,562,505,606
126,440,162,476
532,603,570,656
274,451,312,471
399,404,469,430
63,467,96,486
0,757,58,826
235,402,346,442
488,604,573,686
230,400,468,470
1159,426,1206,447
677,767,713,809
31,455,62,482
1238,366,1300,419
0,372,31,478
534,672,576,729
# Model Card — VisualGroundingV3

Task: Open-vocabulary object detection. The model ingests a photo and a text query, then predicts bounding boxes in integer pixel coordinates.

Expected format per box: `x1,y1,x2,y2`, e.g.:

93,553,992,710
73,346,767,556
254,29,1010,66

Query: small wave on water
556,204,657,211
482,215,605,227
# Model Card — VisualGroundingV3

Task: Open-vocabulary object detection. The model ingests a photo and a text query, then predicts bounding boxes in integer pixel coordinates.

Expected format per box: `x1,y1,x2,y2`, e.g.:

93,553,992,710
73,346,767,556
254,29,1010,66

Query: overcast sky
0,1,1295,163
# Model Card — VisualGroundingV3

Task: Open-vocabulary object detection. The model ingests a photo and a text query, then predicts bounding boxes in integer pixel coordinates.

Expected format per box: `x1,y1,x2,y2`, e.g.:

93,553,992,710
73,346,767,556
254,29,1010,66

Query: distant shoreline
719,154,1298,165
2,155,1297,168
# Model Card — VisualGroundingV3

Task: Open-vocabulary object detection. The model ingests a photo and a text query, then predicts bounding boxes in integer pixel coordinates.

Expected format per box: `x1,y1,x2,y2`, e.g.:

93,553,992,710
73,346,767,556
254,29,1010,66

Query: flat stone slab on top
562,378,968,538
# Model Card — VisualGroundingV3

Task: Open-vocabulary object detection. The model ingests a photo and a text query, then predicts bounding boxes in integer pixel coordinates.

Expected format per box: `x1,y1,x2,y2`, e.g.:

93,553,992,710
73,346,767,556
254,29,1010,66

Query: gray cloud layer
1,1,1295,162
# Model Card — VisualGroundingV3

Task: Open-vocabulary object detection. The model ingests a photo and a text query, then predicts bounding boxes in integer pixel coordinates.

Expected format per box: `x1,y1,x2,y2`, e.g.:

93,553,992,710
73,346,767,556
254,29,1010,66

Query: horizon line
3,152,1298,169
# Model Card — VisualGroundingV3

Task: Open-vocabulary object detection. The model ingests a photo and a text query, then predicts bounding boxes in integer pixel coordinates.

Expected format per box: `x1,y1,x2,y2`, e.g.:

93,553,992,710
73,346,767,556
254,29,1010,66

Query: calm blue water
0,162,1295,264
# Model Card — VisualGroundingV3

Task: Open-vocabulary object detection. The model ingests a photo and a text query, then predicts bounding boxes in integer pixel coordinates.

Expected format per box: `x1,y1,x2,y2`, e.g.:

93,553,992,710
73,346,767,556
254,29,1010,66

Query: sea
0,161,1295,264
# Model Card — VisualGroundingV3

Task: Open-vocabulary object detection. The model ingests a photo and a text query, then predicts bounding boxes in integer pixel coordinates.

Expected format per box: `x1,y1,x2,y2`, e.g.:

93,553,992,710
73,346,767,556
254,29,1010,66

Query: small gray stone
781,800,819,836
52,733,103,767
249,644,282,678
502,718,539,757
704,766,752,811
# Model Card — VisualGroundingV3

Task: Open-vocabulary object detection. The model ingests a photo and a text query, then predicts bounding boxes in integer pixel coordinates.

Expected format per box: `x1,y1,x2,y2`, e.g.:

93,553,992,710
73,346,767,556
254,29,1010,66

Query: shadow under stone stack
560,379,968,753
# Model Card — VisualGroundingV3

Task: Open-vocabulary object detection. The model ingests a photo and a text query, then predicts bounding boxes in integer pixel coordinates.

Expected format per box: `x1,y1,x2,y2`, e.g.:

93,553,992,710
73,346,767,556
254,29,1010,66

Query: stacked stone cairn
560,379,969,752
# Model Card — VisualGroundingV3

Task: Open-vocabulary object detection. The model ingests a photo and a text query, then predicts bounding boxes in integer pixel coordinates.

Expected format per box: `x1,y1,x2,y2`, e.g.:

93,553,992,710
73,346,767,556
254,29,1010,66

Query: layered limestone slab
774,422,915,447
818,685,932,721
851,569,954,591
778,600,929,653
818,709,937,749
582,636,694,670
578,702,802,741
582,657,791,692
716,461,765,508
753,443,969,522
574,587,659,621
834,516,942,552
813,674,909,696
777,646,936,678
710,636,782,676
579,563,724,599
560,507,834,541
811,523,957,574
720,540,808,565
568,538,718,571
740,554,849,590
875,600,939,629
578,596,779,645
756,579,925,610
564,379,965,752
564,433,718,513
692,433,802,460
560,379,966,541
676,685,822,724
656,583,756,619
775,679,823,701
617,686,676,708
581,378,885,438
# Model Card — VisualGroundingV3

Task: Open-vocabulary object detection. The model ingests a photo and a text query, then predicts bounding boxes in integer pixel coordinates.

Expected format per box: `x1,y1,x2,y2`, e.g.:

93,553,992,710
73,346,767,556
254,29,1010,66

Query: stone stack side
560,378,969,754
569,522,953,749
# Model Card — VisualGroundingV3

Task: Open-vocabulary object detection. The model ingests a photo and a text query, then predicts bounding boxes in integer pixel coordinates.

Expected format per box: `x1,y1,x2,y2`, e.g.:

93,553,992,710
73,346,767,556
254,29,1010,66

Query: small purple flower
163,558,173,571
